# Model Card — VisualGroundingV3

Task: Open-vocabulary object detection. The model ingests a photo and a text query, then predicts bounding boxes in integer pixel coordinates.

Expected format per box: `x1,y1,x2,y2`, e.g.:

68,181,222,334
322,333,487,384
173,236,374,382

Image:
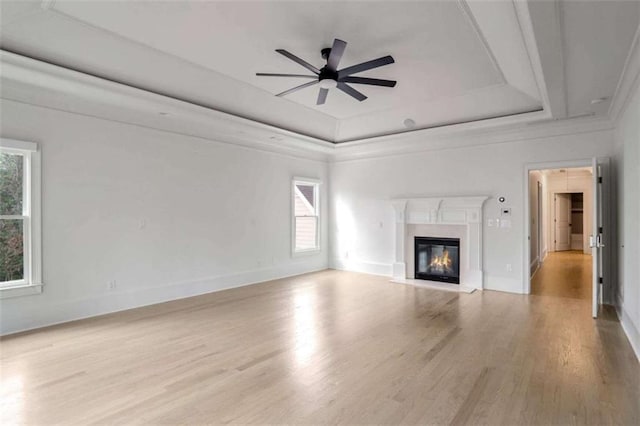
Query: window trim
0,138,43,298
292,177,321,256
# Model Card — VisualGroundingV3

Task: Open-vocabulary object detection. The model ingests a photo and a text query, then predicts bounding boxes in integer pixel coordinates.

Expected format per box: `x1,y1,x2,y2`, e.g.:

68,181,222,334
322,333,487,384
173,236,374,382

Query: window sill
0,283,43,299
293,248,321,257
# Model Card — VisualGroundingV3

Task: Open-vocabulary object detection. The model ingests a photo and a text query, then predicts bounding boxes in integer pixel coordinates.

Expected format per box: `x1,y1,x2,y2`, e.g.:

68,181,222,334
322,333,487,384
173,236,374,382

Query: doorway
554,192,585,253
527,166,595,301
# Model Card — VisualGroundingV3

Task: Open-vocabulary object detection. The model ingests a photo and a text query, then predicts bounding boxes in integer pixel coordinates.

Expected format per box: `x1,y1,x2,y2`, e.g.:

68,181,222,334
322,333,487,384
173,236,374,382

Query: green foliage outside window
0,152,25,282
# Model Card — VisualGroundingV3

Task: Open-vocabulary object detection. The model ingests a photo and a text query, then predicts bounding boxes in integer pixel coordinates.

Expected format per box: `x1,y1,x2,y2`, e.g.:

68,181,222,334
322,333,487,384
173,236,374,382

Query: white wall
0,100,329,335
329,129,615,294
614,78,640,359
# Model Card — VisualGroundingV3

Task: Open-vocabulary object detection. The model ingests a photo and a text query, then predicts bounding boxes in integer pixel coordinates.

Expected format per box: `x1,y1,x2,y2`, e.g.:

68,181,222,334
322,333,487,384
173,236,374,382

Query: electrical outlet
107,280,117,291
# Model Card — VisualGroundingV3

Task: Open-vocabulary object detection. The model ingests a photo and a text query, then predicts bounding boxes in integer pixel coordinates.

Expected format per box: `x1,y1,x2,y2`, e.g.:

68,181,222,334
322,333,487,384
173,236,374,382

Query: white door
554,193,571,251
591,158,604,318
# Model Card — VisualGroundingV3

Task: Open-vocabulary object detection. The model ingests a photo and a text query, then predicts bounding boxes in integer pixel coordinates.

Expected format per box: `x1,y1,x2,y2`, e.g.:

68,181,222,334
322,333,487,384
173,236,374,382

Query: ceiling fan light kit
256,38,396,105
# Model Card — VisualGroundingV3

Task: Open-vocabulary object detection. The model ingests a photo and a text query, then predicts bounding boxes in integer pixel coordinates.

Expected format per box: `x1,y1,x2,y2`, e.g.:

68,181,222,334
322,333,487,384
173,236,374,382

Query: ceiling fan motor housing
320,48,339,83
319,66,338,82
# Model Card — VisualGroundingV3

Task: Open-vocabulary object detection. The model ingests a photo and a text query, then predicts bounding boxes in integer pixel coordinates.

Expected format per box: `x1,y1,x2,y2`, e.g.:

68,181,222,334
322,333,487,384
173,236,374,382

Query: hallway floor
531,251,592,300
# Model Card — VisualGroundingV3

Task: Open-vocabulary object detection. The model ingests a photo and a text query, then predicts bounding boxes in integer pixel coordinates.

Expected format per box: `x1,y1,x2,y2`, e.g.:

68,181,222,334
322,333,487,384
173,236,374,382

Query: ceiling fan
256,38,396,105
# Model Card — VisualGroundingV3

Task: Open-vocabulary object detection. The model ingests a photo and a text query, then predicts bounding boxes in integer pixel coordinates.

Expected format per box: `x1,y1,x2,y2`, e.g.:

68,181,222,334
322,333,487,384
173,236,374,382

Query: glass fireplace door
415,237,460,284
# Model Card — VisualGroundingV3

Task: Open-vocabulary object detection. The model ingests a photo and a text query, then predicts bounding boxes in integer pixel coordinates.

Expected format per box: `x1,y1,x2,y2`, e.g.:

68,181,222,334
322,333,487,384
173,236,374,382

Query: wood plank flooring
531,251,592,299
1,269,638,424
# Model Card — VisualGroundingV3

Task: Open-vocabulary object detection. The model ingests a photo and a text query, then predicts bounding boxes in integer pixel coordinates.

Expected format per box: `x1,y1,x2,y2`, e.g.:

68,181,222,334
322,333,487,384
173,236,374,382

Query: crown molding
609,23,640,123
331,114,614,162
0,49,617,164
0,50,334,161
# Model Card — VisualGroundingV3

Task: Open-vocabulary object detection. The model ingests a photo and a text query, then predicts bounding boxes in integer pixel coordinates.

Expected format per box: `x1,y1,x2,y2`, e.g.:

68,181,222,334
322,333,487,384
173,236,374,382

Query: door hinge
598,177,603,183
599,277,603,284
599,227,603,233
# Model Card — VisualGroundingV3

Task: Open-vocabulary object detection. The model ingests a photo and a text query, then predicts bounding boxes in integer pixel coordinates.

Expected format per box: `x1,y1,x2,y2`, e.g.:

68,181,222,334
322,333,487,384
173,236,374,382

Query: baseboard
530,256,539,277
484,274,526,294
0,259,328,336
616,304,640,362
329,257,392,277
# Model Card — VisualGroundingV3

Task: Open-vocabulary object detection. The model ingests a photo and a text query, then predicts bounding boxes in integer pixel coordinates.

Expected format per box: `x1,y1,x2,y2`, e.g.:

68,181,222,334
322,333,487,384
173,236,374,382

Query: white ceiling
562,0,640,117
0,1,638,144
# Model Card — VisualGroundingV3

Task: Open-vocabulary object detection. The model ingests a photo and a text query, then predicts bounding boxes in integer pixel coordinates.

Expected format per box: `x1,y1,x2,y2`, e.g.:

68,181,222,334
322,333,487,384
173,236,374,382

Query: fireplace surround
391,196,488,291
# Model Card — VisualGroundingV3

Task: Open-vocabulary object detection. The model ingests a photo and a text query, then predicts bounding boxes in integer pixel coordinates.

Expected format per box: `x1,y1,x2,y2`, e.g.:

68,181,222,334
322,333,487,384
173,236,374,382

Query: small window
0,139,42,298
292,178,320,254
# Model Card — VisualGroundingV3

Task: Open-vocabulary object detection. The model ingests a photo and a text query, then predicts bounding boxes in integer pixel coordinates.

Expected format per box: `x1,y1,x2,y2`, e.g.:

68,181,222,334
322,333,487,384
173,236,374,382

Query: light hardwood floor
1,269,638,425
531,251,592,300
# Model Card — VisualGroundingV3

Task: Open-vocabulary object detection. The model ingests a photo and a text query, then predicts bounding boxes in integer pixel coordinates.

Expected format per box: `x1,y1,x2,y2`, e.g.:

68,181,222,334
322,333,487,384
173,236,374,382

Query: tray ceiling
0,1,637,144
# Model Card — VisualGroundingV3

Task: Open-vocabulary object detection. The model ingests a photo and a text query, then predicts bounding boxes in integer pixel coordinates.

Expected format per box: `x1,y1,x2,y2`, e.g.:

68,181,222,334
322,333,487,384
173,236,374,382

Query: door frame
537,181,543,262
523,158,605,295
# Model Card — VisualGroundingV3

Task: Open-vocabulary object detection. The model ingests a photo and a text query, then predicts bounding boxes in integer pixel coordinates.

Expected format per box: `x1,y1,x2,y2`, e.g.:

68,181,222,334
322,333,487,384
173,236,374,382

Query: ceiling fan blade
327,38,347,71
276,80,319,97
338,55,395,78
276,49,320,75
337,82,367,102
317,88,329,105
256,73,318,79
339,76,397,87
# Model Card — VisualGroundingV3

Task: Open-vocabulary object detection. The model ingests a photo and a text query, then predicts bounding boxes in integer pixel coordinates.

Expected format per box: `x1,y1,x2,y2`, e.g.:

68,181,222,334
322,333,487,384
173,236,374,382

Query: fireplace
391,197,487,290
414,237,460,284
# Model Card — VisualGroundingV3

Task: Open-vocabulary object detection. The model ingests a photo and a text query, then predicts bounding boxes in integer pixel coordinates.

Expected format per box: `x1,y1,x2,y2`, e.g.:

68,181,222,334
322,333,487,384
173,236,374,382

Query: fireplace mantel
391,196,488,290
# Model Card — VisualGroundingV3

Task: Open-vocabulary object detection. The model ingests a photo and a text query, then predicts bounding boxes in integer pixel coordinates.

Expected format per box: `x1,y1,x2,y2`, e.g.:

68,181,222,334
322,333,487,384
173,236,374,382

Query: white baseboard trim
530,256,540,277
329,257,392,277
0,259,328,336
484,275,526,294
616,304,640,362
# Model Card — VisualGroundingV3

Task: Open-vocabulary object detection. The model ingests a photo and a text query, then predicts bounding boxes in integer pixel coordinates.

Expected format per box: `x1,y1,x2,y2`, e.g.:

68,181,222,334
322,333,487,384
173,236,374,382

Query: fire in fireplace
414,237,460,284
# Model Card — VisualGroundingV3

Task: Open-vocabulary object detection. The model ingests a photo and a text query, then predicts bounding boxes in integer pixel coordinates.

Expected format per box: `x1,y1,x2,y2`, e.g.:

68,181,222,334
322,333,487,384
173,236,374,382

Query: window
0,139,42,298
292,178,320,254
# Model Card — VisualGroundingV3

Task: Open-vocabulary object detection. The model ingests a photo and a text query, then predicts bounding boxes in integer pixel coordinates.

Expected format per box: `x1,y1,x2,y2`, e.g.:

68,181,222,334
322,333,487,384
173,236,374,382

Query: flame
429,248,452,272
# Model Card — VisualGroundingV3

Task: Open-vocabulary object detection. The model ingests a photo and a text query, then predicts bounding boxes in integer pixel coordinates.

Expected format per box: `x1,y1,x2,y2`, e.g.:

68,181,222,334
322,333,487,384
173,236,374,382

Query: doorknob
596,234,605,248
